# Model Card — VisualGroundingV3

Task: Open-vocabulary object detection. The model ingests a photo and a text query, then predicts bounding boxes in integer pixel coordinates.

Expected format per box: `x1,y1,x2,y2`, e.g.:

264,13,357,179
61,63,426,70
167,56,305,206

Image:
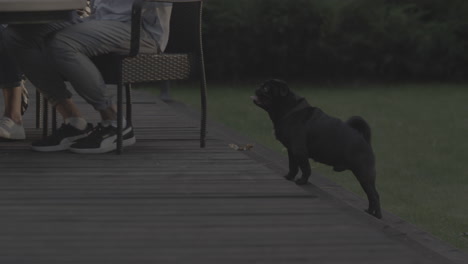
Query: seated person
0,25,28,140
4,0,172,153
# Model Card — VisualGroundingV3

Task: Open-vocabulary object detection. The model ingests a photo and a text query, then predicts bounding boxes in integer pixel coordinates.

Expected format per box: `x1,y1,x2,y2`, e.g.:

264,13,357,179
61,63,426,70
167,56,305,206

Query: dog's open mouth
251,95,261,105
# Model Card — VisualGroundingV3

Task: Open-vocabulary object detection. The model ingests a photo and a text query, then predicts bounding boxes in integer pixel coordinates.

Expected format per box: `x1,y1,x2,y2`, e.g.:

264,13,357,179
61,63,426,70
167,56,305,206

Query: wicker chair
40,0,207,154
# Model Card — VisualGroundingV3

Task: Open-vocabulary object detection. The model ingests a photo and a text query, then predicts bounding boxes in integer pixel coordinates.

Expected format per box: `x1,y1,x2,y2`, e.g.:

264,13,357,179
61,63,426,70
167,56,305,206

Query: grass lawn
148,81,468,252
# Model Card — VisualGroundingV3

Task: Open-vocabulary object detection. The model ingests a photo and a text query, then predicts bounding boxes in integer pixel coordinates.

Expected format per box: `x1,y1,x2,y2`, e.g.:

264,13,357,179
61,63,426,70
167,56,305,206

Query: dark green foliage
201,0,468,81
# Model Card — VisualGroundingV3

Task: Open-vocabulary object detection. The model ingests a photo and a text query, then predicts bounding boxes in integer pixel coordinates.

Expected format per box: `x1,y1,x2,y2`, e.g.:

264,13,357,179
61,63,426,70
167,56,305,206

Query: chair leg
35,90,41,129
125,83,132,127
199,62,208,148
52,106,57,132
200,81,207,148
42,97,49,138
116,81,123,155
198,25,208,148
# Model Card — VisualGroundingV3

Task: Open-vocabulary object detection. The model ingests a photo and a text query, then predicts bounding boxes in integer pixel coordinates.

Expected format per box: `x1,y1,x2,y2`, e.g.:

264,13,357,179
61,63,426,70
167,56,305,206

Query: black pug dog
251,79,382,219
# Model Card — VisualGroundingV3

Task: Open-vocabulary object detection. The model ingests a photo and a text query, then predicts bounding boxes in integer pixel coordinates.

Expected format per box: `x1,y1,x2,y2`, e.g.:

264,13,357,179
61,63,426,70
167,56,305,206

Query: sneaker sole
0,137,25,142
69,136,136,154
0,128,25,140
0,132,26,141
31,134,89,152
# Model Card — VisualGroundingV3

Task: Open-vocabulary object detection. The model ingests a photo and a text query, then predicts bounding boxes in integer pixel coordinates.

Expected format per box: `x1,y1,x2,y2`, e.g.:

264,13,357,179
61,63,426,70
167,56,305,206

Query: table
0,0,86,24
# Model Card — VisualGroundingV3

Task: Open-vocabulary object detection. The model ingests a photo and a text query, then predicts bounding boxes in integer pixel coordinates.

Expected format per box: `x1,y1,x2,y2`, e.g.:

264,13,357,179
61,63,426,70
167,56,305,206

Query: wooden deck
0,85,466,264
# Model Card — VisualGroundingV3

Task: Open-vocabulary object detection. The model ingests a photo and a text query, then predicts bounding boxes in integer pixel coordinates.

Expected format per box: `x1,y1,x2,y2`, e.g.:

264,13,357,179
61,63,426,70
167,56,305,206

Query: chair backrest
93,1,203,83
164,1,202,54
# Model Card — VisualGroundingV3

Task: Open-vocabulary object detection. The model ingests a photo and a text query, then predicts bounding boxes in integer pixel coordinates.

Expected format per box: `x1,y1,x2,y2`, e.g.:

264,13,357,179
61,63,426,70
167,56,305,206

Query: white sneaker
0,117,26,140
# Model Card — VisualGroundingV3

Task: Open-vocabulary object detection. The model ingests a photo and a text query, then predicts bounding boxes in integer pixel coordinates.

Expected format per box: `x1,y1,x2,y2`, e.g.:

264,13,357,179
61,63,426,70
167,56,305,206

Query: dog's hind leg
352,166,382,219
284,149,299,181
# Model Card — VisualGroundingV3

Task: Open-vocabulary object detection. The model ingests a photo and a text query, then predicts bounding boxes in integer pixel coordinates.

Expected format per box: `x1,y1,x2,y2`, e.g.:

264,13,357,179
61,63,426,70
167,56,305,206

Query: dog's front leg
289,143,311,185
295,156,311,185
284,149,299,181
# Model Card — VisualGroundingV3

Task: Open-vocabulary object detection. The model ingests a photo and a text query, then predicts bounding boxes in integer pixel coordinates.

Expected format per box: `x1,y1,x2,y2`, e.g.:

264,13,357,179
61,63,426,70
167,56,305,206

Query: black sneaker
31,123,93,152
69,123,136,154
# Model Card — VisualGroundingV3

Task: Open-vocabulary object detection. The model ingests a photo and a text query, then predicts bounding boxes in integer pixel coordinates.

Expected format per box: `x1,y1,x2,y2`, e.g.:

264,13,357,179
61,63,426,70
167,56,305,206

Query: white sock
65,117,87,130
101,118,127,128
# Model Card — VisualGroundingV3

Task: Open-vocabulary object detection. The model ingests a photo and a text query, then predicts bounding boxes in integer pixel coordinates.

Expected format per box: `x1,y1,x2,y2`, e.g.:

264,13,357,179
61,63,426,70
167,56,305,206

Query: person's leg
0,26,26,140
4,23,93,149
4,23,88,122
0,84,26,140
46,20,159,116
2,84,23,123
3,23,75,108
45,20,158,153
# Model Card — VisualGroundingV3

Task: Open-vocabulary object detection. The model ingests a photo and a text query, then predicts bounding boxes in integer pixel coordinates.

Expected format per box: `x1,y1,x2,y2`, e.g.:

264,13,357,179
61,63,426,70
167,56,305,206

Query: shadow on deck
0,85,466,264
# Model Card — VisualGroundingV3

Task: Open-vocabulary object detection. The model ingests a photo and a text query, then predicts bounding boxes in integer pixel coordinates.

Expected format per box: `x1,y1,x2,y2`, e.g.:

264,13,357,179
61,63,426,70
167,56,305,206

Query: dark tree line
201,0,468,81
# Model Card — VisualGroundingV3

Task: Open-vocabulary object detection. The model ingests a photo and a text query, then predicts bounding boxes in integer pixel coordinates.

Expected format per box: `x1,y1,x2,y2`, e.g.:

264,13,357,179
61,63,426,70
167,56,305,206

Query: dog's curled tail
347,116,371,145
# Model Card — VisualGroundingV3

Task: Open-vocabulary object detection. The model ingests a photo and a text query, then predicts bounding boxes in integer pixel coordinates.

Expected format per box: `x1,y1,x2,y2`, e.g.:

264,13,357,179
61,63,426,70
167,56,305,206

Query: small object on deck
229,143,254,151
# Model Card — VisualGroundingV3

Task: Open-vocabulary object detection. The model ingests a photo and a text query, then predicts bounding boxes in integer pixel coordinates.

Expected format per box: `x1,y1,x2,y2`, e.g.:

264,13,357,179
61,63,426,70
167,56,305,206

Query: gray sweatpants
4,20,158,110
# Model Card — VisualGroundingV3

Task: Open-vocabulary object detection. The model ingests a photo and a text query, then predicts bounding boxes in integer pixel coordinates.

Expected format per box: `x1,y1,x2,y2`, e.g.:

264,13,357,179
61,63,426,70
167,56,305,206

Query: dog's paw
284,174,296,181
365,209,383,219
295,178,309,185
